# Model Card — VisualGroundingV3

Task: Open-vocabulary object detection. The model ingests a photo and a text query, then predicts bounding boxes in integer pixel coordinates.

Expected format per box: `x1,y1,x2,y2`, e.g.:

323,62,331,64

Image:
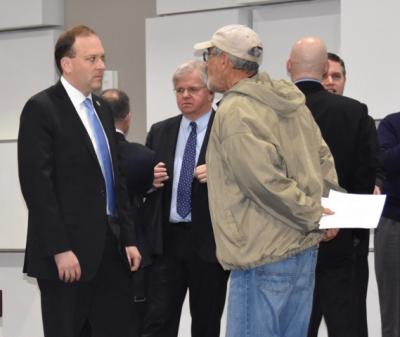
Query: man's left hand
125,246,141,272
194,164,207,183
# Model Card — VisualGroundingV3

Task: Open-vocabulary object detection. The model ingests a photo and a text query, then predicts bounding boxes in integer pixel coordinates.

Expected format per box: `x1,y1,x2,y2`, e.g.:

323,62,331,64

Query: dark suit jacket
144,111,218,263
115,131,157,267
18,81,136,281
296,81,377,261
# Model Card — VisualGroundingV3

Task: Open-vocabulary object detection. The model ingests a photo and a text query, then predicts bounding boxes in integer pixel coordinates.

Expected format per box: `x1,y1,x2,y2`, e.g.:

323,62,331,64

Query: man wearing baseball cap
194,24,340,337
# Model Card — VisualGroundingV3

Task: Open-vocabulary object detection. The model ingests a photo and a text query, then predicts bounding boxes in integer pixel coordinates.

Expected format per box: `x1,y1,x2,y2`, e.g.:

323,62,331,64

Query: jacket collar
295,80,325,95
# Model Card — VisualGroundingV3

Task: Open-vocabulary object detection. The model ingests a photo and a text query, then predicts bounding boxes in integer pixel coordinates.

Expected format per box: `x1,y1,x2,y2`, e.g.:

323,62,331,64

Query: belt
169,221,193,228
107,215,118,224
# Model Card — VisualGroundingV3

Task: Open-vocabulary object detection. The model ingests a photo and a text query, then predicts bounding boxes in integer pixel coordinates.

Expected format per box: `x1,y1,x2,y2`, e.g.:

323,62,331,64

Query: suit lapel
197,109,215,165
164,115,182,182
52,81,106,172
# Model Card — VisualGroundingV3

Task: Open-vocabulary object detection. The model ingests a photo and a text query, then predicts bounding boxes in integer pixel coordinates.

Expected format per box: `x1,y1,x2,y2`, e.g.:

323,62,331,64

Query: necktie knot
84,98,94,111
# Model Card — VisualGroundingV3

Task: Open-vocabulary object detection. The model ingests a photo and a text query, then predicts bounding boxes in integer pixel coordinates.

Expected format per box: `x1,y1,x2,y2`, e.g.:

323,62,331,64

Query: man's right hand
153,162,169,188
54,250,81,283
321,207,339,241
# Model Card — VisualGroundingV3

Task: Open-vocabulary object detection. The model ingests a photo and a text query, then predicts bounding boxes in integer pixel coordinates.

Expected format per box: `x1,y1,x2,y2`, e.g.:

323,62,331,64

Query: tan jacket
206,73,338,270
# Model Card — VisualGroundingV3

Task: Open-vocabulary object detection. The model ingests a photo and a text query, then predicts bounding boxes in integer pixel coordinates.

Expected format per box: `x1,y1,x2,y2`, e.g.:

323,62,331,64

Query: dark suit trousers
141,222,229,337
308,229,354,337
352,229,369,337
38,233,135,337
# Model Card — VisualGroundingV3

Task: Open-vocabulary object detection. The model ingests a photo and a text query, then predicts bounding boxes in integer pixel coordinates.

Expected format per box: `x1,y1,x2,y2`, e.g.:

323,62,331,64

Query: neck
291,72,322,83
226,69,254,90
115,121,127,135
183,106,211,121
63,75,90,96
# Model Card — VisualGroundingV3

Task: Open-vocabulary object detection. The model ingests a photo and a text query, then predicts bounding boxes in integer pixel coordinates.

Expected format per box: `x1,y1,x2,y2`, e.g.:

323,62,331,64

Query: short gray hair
172,60,208,87
214,47,260,74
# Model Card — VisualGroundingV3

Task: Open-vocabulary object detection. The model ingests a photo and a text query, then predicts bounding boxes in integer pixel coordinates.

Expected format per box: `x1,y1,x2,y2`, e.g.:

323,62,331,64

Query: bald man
287,37,377,337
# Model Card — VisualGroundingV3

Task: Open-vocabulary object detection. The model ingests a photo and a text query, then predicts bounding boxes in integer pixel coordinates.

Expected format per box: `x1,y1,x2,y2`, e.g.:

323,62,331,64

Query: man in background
375,110,400,337
322,52,383,337
142,60,229,337
18,25,141,337
322,52,346,96
287,37,378,337
195,24,338,337
102,88,157,336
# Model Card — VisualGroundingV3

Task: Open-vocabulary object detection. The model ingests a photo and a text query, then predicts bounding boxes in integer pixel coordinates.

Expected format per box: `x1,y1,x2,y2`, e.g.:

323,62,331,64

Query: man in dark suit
322,52,384,337
102,88,157,335
18,25,141,337
287,37,378,337
141,60,229,337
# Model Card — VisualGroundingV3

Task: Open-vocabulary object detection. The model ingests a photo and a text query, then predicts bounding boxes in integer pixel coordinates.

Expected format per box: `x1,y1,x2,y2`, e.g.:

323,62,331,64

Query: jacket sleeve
18,98,71,257
366,116,385,189
351,106,379,193
378,116,400,174
220,115,323,233
100,101,136,247
312,114,340,196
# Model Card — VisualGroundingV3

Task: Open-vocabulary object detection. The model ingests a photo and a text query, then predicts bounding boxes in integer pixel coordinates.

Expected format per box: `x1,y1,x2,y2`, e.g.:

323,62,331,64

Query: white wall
156,0,306,15
0,142,27,250
0,29,61,141
0,0,63,30
253,0,340,80
341,0,400,118
0,254,43,337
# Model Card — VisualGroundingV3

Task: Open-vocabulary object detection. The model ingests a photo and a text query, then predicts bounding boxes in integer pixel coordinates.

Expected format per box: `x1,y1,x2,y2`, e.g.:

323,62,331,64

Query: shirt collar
294,78,321,85
61,76,93,106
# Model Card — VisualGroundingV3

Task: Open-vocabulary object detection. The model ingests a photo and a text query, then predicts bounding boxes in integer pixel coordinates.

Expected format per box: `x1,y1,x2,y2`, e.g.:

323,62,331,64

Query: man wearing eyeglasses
195,24,339,337
141,60,229,337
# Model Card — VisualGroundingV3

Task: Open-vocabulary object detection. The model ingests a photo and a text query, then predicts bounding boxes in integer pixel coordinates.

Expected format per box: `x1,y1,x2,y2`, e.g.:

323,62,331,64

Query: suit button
100,189,105,196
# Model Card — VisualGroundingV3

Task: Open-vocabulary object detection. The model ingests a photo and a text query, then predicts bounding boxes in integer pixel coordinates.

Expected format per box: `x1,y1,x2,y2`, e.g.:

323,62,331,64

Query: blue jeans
226,247,318,337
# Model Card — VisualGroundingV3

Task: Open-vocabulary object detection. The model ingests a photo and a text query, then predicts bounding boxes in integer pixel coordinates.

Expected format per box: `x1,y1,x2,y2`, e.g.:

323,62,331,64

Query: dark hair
101,89,130,120
327,52,346,77
54,25,97,74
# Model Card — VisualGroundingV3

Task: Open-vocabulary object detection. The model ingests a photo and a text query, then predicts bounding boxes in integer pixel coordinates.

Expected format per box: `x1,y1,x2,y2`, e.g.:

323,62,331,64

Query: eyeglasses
203,49,218,62
174,86,206,96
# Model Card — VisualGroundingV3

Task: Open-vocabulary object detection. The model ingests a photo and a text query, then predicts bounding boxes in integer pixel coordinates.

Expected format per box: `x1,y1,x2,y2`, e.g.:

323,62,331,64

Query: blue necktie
83,98,116,216
177,121,197,219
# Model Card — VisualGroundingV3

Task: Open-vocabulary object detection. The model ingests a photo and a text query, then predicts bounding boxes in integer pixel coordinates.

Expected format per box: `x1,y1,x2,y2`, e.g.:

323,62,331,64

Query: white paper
319,190,386,229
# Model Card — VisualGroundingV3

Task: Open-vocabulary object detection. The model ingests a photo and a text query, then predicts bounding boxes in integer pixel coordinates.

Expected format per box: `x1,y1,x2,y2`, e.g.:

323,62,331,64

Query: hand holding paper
319,190,386,229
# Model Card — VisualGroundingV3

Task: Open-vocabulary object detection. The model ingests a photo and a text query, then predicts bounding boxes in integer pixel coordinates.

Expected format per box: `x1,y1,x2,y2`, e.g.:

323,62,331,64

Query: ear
60,56,72,75
220,52,230,70
208,90,214,102
286,59,292,73
323,60,329,75
124,111,132,124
